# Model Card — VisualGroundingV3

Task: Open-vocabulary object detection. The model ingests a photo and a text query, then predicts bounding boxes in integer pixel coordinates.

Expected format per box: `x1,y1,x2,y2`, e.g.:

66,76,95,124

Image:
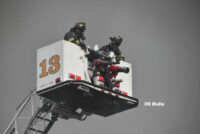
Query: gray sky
1,0,200,134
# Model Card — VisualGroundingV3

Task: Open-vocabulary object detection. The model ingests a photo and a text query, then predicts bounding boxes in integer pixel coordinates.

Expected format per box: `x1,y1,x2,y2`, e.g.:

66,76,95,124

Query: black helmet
109,35,123,46
73,22,86,31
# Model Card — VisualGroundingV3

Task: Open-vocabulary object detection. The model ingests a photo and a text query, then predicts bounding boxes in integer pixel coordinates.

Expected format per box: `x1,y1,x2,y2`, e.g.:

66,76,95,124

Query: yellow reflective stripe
76,40,80,45
67,37,75,42
119,54,124,61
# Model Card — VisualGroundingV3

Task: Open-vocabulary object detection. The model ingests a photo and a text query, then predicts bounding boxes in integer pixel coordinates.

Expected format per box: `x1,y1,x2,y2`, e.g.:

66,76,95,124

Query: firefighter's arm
66,38,83,48
79,42,87,51
117,53,125,61
67,37,77,44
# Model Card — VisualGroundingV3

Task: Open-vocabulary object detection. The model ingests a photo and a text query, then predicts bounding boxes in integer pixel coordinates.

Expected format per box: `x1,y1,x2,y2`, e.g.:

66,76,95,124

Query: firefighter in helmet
93,35,125,90
64,22,87,51
99,35,125,62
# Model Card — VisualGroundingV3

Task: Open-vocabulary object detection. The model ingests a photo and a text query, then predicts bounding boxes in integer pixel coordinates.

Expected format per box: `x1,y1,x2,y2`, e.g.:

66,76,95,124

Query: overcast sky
1,0,200,134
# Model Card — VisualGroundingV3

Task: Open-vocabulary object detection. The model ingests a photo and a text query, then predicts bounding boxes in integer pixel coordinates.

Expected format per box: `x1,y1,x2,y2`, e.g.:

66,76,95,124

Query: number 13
39,55,60,78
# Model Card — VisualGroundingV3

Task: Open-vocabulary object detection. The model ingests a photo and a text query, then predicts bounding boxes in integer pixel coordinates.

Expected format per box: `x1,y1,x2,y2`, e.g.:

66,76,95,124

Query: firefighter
64,22,87,51
99,35,125,62
93,35,125,90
